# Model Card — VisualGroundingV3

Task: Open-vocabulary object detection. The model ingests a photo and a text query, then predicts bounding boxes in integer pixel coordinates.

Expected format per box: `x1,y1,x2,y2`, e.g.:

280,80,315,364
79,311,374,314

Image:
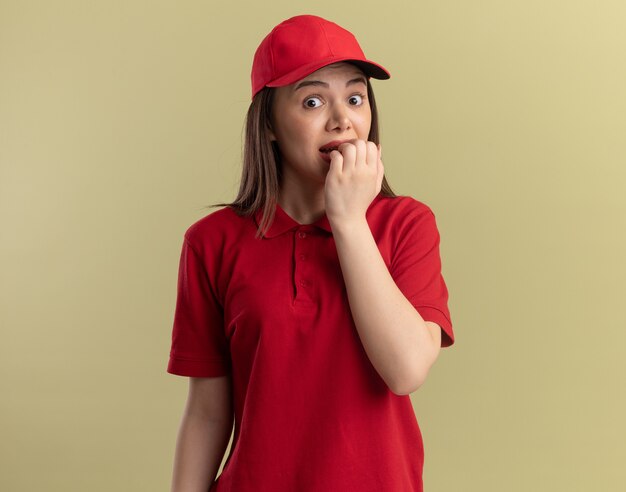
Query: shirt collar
253,201,332,238
253,194,383,239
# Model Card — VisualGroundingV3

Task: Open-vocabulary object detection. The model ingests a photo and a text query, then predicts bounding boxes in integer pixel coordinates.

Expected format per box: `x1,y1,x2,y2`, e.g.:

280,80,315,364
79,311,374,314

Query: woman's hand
324,139,384,227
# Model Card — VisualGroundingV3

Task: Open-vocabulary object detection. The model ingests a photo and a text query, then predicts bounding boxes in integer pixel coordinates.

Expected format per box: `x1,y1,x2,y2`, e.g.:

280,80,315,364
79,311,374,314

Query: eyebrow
293,76,368,92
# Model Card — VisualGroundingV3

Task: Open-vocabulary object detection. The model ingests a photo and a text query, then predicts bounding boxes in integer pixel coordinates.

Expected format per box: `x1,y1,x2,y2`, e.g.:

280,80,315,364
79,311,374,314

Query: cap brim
266,57,390,89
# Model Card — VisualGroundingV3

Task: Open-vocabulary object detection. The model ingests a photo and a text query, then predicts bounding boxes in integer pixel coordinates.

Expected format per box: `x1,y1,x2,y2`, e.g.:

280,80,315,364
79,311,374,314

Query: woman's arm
332,220,441,395
170,375,234,492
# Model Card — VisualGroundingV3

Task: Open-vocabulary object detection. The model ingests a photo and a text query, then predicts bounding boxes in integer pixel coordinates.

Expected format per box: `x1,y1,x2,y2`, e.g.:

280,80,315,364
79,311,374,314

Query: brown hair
205,75,398,239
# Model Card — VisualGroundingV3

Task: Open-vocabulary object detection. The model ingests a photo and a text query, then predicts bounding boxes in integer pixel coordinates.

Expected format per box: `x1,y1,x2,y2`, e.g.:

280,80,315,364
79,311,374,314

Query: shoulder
369,194,441,250
372,194,436,224
183,206,249,255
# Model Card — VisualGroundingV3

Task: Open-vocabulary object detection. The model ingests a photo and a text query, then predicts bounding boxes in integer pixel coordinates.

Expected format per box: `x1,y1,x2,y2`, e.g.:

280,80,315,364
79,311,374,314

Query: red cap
251,14,391,100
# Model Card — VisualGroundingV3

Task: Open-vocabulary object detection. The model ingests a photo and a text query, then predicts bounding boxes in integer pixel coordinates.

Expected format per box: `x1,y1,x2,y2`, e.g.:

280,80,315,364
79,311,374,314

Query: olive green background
1,1,624,490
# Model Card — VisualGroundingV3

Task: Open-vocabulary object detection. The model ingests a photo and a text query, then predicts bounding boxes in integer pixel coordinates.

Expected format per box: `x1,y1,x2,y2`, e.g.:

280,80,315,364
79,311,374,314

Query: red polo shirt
167,192,454,492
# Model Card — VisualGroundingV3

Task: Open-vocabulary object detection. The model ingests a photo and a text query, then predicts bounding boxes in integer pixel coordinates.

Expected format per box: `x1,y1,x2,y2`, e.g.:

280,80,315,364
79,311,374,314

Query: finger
337,142,357,170
365,141,378,168
353,140,368,168
376,143,384,187
329,149,343,174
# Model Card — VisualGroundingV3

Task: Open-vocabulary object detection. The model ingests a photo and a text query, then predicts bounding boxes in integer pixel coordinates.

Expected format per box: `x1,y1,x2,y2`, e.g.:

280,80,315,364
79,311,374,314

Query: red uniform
167,192,454,491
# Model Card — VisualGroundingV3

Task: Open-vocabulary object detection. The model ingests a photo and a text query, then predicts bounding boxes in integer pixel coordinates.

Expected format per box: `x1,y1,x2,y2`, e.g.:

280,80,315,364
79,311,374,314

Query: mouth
318,139,353,153
319,149,333,162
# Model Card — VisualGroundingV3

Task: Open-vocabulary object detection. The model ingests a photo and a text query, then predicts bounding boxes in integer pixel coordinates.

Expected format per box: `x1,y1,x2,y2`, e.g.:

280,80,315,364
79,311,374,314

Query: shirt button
298,231,307,239
300,279,309,287
299,254,306,260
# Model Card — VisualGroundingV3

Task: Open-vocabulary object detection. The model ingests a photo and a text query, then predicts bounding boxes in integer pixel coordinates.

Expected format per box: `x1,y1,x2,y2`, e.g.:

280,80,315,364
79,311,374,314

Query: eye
302,93,367,109
304,96,322,108
348,93,365,106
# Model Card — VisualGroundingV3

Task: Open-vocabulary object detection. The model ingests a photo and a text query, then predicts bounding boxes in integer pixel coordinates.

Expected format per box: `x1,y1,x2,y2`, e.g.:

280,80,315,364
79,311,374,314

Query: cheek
285,122,317,146
277,130,313,160
351,109,371,133
358,119,372,138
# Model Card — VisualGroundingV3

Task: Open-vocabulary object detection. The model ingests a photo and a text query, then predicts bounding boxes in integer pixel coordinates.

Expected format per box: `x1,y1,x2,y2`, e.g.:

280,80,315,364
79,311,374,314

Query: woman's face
269,62,372,186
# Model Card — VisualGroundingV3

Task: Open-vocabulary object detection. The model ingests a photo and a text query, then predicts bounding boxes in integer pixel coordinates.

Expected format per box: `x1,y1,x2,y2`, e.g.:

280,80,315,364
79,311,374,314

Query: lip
319,150,332,163
318,139,354,152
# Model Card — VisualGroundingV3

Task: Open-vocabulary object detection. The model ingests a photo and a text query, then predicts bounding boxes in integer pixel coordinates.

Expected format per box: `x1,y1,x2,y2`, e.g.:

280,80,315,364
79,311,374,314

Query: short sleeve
389,206,454,347
167,235,232,376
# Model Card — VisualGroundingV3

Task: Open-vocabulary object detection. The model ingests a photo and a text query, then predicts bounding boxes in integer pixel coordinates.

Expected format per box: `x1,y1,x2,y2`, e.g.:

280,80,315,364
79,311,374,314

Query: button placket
294,227,313,301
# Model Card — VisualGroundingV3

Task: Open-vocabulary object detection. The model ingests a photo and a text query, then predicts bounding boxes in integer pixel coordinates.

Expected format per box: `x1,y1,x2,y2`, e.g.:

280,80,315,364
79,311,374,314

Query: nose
326,103,352,132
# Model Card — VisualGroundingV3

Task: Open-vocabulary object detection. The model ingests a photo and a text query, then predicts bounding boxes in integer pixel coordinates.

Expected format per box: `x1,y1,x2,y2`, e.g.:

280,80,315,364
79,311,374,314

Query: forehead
300,62,365,82
289,64,367,94
271,63,367,106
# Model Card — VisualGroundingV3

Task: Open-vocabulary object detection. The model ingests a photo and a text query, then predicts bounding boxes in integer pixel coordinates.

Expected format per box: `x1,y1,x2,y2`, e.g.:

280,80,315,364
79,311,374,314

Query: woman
167,14,454,492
